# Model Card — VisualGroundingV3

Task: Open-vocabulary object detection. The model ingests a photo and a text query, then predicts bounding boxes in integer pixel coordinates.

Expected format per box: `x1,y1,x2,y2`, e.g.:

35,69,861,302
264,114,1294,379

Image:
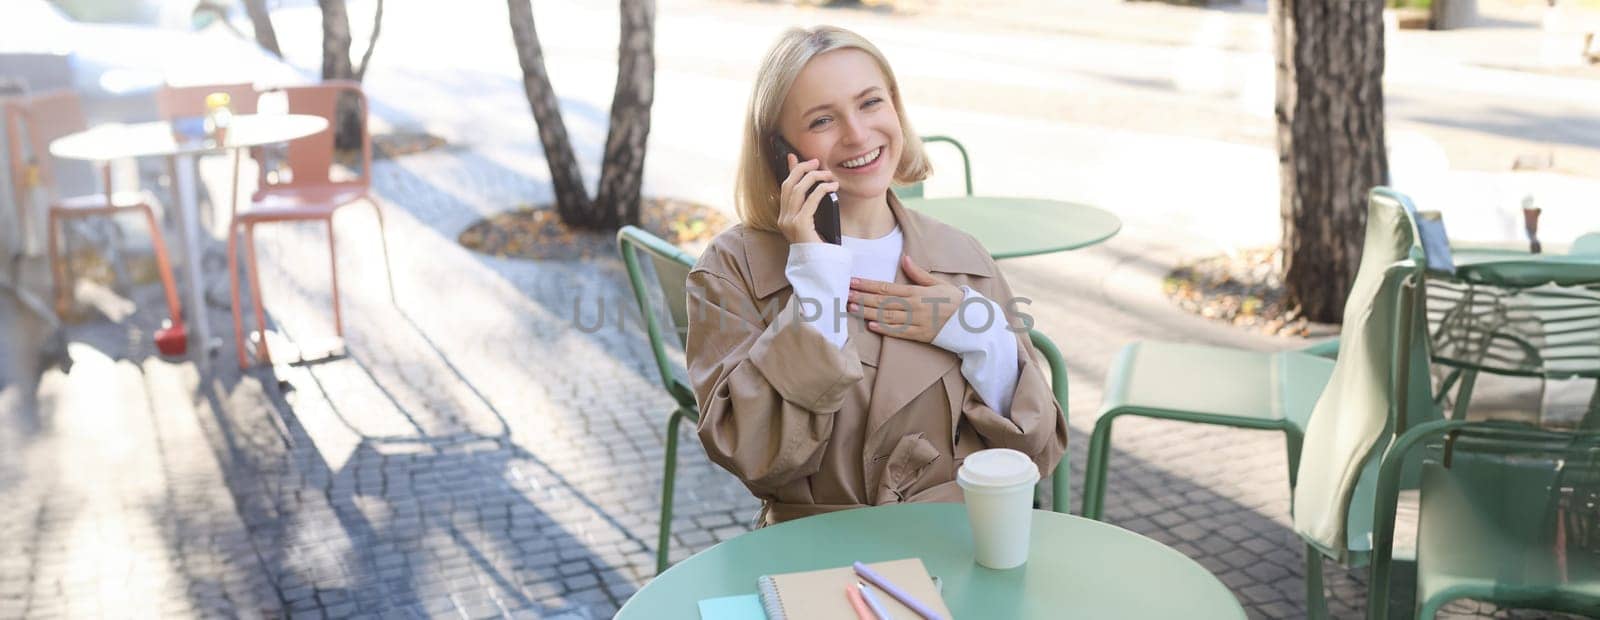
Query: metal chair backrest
156,82,259,119
1029,329,1072,514
256,81,369,192
1293,187,1430,562
894,135,972,200
617,225,698,408
5,89,86,202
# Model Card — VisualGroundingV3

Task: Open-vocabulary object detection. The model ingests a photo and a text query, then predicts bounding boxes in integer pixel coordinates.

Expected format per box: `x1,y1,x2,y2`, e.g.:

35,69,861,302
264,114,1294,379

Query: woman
685,25,1066,526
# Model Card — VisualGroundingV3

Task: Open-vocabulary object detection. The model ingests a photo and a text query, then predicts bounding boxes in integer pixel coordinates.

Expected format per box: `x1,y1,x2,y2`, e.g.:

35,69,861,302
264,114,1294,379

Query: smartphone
768,134,841,244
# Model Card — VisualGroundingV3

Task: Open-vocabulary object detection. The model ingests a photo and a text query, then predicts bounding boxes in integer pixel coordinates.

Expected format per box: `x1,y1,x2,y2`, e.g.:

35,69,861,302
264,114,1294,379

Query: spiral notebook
754,558,949,620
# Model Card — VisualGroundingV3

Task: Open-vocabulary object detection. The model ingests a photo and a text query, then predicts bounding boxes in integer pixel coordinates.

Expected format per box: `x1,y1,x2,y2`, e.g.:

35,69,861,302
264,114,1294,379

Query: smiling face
776,48,904,203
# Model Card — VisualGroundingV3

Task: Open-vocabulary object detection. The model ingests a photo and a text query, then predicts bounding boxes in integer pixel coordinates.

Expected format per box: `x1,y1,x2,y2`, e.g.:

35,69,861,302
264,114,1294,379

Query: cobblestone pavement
4,1,1596,618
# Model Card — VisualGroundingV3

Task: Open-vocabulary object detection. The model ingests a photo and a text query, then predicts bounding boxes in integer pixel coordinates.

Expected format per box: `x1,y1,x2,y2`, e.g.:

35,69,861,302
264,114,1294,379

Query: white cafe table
49,114,327,369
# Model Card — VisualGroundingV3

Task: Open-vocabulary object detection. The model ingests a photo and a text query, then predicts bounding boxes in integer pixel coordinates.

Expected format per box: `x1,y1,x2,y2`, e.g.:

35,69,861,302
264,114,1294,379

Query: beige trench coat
684,194,1067,526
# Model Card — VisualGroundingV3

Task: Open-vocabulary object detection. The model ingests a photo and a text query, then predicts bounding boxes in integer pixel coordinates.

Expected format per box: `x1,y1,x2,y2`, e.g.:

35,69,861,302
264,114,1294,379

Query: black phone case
769,135,841,244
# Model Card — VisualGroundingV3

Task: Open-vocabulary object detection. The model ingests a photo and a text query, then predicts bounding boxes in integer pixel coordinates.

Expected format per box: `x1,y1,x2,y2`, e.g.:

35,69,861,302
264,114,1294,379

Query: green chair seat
1416,456,1600,617
1099,342,1334,432
1083,343,1334,518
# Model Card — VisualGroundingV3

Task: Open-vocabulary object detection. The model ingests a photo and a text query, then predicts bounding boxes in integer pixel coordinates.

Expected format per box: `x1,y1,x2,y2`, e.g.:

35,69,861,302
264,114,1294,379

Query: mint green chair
1287,188,1434,617
1408,437,1600,618
1083,189,1437,617
1031,330,1073,515
894,135,972,199
1082,188,1436,521
617,226,700,576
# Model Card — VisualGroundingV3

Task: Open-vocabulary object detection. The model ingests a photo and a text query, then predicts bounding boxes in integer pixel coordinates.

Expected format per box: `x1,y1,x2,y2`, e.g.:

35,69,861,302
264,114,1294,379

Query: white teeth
841,147,881,169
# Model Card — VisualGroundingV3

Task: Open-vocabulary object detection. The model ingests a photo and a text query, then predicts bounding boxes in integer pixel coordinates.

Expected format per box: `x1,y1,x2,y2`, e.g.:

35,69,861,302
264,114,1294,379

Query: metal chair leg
228,219,250,369
368,196,397,304
244,223,272,366
46,208,67,316
1450,370,1478,421
1081,410,1119,521
133,203,184,325
326,217,342,337
1304,543,1330,620
657,407,689,576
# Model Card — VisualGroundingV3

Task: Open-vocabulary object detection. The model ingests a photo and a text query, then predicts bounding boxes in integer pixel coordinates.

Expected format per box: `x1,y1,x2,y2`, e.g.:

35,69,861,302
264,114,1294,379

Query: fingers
849,277,917,299
785,169,836,213
847,302,908,325
780,160,833,203
799,178,841,220
901,255,937,286
776,158,837,244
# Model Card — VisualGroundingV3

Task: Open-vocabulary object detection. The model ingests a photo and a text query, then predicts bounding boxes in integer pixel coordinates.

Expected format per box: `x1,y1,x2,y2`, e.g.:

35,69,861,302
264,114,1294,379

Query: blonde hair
734,25,930,232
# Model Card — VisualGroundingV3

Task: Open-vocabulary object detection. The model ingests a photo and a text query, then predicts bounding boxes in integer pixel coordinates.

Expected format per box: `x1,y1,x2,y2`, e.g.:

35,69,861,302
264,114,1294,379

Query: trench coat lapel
863,194,995,440
728,194,996,442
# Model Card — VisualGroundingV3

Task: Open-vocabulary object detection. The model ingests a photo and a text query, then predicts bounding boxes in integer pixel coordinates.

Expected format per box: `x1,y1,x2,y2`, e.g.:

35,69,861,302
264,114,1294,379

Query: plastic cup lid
957,448,1039,488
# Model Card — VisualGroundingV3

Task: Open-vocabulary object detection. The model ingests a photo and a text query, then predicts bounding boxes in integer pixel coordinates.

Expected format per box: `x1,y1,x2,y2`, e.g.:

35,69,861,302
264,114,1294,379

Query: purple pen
852,561,945,620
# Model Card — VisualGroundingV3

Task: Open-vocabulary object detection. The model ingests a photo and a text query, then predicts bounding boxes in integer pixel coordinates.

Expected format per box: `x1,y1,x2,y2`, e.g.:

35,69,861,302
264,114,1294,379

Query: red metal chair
155,82,259,224
228,81,394,369
5,90,187,355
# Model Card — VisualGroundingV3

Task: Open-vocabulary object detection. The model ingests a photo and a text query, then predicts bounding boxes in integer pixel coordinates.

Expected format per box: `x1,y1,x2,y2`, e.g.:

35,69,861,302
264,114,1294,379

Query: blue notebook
697,593,766,620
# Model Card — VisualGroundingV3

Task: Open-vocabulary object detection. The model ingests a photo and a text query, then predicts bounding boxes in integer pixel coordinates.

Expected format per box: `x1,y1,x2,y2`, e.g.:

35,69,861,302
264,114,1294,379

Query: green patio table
904,196,1121,259
1426,249,1600,423
615,503,1245,619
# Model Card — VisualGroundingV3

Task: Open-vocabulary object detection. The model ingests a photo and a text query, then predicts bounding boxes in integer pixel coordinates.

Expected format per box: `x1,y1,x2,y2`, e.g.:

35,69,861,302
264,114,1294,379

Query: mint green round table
616,503,1244,619
904,197,1122,260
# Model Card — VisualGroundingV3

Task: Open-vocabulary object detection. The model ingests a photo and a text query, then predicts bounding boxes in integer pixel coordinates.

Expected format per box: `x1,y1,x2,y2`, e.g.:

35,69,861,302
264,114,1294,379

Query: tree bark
507,0,597,225
242,0,283,58
591,0,656,229
506,0,657,231
317,0,356,80
317,0,383,151
1272,0,1389,323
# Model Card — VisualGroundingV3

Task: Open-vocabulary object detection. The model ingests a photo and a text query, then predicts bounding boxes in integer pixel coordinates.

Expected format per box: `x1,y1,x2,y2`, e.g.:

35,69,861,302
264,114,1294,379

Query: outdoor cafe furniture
1355,241,1600,617
895,134,974,199
48,97,327,369
1080,189,1445,617
1425,247,1600,424
6,89,187,355
614,502,1247,619
228,81,396,370
618,226,1073,576
901,196,1122,260
156,82,259,223
1410,434,1600,617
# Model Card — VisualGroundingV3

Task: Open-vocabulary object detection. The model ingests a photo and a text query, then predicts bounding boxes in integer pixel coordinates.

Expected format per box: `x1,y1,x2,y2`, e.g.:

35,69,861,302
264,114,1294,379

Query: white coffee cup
957,448,1040,569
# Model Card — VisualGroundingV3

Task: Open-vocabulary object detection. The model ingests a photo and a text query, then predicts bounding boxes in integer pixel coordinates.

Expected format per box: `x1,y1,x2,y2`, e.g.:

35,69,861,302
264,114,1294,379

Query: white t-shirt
784,227,1021,415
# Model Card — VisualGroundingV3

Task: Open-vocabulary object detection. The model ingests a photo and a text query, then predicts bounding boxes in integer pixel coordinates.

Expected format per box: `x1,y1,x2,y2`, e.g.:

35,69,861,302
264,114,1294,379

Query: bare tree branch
356,0,385,81
242,0,283,58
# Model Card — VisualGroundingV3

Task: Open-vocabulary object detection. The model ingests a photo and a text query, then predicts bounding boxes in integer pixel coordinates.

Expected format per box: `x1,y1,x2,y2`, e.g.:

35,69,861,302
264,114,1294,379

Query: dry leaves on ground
458,197,732,262
1163,246,1312,337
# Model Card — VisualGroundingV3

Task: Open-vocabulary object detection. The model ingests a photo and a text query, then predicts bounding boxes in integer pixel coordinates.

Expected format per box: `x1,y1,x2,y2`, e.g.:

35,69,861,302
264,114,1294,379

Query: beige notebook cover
756,558,951,620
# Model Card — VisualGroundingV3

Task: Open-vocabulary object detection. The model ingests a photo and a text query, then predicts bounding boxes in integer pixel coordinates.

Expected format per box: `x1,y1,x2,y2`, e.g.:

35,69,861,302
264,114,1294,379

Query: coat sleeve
958,269,1067,479
684,261,865,497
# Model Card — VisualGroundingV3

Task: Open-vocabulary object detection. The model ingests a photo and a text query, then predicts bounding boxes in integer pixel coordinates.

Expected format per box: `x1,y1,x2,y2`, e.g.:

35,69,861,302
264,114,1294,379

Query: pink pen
852,561,945,620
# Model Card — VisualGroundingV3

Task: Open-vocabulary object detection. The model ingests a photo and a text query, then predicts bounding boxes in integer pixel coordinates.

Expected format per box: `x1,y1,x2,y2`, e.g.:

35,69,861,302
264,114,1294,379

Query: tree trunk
317,0,382,151
507,0,596,225
242,0,283,58
317,0,356,80
1272,0,1389,323
591,0,656,229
